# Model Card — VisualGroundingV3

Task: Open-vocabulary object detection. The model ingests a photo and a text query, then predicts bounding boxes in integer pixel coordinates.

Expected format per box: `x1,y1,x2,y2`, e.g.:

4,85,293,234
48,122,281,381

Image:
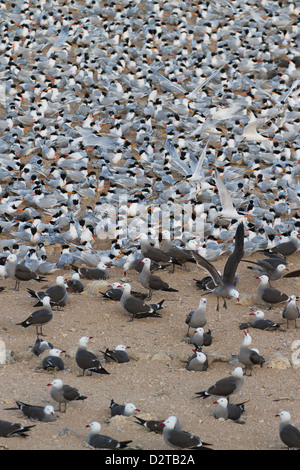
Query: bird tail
119,440,133,448
16,320,29,328
162,287,178,292
150,299,165,311
92,367,110,375
75,395,88,401
133,416,147,426
27,288,38,298
35,276,47,282
70,264,79,272
194,391,209,399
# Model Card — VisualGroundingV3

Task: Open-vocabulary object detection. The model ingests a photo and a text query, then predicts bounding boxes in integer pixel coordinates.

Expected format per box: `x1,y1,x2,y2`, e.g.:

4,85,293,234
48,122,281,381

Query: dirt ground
1,247,300,452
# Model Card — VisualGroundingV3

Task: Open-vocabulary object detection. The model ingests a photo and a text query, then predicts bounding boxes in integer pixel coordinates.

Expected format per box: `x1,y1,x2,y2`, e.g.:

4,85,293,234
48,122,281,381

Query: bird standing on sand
16,296,53,336
47,378,87,412
138,257,178,299
75,336,109,376
185,298,207,336
195,367,244,403
5,253,46,291
276,411,300,449
238,330,265,376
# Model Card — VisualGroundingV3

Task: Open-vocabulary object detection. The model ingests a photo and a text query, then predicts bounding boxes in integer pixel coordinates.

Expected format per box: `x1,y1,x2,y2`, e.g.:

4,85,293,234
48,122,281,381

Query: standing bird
42,348,65,371
47,378,87,412
213,398,247,423
5,253,46,291
160,416,212,450
249,310,280,330
109,399,140,417
138,257,178,299
276,411,300,450
75,336,109,376
238,330,265,376
282,295,300,328
195,366,244,403
0,419,35,437
191,222,244,311
27,275,69,310
99,344,130,363
16,295,53,336
185,298,207,336
186,349,208,371
256,275,289,307
86,421,132,449
5,401,57,422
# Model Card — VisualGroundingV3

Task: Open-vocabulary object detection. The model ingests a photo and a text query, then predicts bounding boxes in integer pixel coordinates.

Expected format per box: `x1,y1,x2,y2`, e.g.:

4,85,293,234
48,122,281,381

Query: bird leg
13,280,20,291
216,297,220,312
147,289,152,300
222,298,227,309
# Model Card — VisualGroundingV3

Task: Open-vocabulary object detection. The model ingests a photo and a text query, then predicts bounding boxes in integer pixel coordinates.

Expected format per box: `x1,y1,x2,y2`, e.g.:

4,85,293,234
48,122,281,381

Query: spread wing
223,222,244,285
191,251,223,287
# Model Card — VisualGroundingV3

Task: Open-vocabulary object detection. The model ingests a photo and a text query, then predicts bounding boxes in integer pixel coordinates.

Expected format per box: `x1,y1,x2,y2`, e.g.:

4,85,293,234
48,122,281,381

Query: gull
191,222,244,310
214,169,247,223
86,421,132,450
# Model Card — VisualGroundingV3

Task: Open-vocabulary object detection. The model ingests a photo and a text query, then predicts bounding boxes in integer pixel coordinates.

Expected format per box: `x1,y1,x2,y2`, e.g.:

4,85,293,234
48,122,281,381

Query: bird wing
214,168,240,217
191,251,223,287
222,222,244,285
166,429,201,449
62,385,79,401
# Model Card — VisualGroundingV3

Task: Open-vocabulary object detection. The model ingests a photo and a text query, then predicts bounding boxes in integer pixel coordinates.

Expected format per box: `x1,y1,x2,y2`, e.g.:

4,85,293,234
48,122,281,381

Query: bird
0,419,35,438
5,401,57,422
195,366,244,402
134,416,166,434
185,298,207,336
47,378,87,413
189,327,213,347
5,253,46,291
120,283,164,320
242,258,288,281
282,295,300,328
160,416,212,450
136,233,172,265
70,262,110,280
213,398,247,423
248,310,280,330
75,336,109,376
99,344,130,363
100,282,124,301
238,330,265,376
276,411,300,450
86,421,132,449
186,349,208,371
66,272,84,293
269,230,299,258
27,275,69,310
138,257,178,299
109,399,140,417
16,295,53,336
191,222,244,310
32,338,54,356
41,348,65,371
256,275,290,307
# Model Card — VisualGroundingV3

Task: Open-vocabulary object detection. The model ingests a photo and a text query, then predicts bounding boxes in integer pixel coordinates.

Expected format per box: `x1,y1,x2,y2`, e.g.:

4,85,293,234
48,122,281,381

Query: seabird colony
0,0,300,451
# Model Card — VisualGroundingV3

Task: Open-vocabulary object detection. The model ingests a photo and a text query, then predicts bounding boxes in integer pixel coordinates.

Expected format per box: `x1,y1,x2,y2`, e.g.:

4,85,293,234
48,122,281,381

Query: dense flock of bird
0,0,300,451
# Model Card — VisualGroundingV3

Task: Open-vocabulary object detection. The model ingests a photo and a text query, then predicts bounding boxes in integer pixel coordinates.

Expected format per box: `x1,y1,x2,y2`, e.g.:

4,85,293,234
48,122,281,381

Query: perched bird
185,298,207,336
75,336,109,376
47,378,87,412
195,367,244,402
191,222,244,310
5,253,46,291
213,398,247,423
99,344,130,363
86,421,132,449
16,296,52,336
256,275,290,306
189,328,213,347
42,348,65,371
0,419,35,437
238,330,265,376
109,399,140,417
27,275,69,310
186,349,208,371
5,401,57,422
282,295,300,328
248,310,280,330
160,416,212,450
138,257,178,299
276,411,300,450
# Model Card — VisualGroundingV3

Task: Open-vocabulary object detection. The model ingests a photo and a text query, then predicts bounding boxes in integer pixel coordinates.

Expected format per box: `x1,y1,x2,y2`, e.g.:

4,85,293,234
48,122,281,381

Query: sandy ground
0,247,300,452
